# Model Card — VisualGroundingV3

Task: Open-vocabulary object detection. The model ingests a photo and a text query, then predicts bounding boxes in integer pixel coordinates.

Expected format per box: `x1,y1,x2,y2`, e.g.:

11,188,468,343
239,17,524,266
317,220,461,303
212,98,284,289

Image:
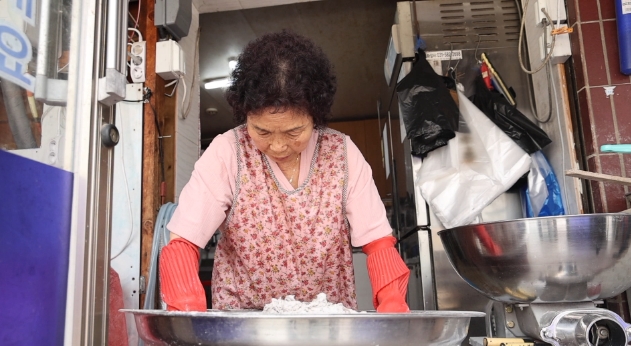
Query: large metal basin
438,214,631,303
123,309,484,346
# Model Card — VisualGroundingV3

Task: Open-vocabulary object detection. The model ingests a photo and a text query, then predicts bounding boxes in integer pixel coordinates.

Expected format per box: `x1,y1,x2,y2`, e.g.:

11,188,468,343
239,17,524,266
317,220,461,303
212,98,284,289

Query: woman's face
246,108,314,165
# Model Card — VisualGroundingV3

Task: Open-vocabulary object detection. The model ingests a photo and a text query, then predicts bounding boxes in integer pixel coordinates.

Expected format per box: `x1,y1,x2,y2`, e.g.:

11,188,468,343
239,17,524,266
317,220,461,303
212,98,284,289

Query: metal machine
382,0,537,341
440,214,631,346
382,1,616,345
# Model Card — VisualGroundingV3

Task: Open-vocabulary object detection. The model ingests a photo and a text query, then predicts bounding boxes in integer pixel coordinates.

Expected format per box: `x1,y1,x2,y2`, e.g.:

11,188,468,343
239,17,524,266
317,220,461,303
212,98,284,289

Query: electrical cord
110,117,136,261
128,27,143,42
516,0,570,209
514,0,553,123
128,0,142,43
134,0,141,31
534,30,554,123
179,75,187,112
518,0,556,74
148,96,167,184
181,27,201,120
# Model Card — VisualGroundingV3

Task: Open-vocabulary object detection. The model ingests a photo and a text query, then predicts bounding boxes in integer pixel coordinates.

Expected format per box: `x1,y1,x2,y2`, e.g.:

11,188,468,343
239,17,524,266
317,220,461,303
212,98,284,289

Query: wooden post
132,0,177,307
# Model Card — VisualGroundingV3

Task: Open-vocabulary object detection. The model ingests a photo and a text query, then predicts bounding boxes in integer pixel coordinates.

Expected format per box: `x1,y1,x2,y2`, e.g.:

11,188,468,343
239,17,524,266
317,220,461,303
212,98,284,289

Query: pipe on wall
1,79,37,149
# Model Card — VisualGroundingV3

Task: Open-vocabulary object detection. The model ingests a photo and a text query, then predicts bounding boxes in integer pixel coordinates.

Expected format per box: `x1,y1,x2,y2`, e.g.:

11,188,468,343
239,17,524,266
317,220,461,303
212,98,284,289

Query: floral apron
211,125,357,310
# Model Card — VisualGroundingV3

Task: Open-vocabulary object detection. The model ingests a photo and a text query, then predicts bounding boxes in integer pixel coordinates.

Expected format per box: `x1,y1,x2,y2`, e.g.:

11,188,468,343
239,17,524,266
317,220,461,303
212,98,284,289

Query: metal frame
62,0,120,343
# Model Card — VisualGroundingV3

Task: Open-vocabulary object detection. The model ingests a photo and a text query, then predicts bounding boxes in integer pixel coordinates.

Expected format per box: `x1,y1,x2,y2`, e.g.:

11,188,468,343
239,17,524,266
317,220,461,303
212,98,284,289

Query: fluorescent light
228,59,237,71
205,78,231,90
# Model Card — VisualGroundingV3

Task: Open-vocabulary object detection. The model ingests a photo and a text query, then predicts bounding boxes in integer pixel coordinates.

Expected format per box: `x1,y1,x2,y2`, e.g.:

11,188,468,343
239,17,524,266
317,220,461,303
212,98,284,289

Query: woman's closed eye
257,131,271,137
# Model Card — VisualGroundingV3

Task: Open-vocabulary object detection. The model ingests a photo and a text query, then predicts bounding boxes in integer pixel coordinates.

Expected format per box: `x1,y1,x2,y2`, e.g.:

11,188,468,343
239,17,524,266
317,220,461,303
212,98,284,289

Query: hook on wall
474,35,483,64
445,42,461,81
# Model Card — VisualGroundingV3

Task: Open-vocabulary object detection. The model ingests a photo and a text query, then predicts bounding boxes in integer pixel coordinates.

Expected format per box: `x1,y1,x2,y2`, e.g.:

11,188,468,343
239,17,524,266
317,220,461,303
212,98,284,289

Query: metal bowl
438,213,631,303
123,309,484,346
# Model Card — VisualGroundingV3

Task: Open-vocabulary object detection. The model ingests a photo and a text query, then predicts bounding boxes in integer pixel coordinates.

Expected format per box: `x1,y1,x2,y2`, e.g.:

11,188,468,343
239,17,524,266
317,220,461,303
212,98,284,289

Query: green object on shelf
601,144,631,154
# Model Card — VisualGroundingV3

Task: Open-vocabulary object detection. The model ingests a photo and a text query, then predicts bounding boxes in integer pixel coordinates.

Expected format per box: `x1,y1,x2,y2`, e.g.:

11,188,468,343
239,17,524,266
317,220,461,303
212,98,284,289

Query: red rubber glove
159,238,207,311
362,236,410,313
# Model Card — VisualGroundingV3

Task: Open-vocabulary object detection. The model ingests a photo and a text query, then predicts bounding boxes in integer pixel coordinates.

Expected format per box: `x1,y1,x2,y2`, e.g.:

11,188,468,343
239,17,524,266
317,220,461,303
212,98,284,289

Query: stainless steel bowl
123,309,484,346
438,213,631,303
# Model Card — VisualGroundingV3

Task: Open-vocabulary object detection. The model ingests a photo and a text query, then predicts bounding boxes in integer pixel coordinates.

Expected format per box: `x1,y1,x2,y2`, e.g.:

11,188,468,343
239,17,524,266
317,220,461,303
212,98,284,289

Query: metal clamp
97,0,128,105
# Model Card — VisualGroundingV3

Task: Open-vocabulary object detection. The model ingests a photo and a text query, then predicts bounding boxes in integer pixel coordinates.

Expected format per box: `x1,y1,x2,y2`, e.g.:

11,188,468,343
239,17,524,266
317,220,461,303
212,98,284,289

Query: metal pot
439,214,631,303
123,309,484,346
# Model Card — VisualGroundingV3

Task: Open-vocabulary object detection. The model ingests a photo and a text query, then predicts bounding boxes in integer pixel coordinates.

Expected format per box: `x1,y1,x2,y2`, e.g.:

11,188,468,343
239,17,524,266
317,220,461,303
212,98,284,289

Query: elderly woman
159,31,409,313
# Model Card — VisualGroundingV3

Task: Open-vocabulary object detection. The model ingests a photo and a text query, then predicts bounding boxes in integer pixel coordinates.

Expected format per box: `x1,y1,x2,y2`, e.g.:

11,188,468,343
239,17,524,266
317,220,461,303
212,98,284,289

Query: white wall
111,84,144,346
175,4,201,201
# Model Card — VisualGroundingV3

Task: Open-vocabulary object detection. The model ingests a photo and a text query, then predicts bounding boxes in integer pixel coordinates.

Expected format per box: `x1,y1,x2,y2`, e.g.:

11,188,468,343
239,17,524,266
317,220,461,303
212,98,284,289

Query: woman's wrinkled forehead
247,108,313,132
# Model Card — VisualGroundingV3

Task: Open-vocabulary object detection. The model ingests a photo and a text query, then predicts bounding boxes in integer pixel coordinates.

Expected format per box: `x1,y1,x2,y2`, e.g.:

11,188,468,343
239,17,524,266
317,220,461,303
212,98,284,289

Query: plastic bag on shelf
397,50,460,157
416,88,532,229
470,75,552,154
522,151,565,217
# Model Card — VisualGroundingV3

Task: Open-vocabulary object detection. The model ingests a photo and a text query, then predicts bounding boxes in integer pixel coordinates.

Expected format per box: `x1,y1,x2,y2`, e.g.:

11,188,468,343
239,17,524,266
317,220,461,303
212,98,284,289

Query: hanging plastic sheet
397,50,460,157
470,75,552,154
522,151,565,217
416,87,531,229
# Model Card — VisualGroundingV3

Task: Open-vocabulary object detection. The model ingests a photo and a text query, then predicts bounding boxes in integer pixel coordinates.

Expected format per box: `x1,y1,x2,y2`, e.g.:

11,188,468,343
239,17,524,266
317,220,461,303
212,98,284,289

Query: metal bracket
139,276,146,295
35,76,68,106
98,69,127,106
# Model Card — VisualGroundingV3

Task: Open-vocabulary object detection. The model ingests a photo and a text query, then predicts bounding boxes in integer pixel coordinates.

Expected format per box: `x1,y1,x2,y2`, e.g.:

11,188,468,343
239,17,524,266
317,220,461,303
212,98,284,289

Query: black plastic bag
470,75,552,154
396,50,460,157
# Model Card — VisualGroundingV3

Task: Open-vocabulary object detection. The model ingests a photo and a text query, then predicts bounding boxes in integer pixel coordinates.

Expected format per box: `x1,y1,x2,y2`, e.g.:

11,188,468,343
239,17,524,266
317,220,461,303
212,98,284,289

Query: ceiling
196,0,398,145
194,0,324,13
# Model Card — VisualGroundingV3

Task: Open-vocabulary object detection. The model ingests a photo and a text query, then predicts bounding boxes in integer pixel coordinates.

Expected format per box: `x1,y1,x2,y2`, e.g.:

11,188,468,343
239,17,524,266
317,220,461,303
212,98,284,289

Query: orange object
551,26,574,35
473,226,503,256
159,238,207,311
481,62,493,90
376,280,410,313
108,268,129,346
362,236,410,313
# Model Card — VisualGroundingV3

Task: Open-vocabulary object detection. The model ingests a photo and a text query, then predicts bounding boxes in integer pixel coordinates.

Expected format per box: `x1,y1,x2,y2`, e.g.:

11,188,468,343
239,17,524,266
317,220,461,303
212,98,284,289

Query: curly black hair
226,30,337,128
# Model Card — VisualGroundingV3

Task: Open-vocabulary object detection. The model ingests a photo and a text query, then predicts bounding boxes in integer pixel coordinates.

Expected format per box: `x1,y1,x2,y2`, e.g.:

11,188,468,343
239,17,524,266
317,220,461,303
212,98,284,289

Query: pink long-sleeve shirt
167,128,392,248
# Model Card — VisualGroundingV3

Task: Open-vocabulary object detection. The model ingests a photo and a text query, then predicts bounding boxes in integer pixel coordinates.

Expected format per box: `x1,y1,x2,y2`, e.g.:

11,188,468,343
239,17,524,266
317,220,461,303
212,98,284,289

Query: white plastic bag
416,89,531,229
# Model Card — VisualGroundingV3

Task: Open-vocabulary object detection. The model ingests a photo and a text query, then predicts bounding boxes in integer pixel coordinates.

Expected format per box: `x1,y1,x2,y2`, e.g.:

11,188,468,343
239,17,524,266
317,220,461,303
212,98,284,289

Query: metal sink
438,213,631,303
123,309,484,346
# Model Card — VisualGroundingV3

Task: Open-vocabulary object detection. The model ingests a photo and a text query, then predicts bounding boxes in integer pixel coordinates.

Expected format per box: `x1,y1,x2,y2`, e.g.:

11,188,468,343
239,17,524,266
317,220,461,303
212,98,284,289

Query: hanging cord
534,33,554,123
128,0,142,43
181,27,201,119
110,117,136,261
518,0,556,74
143,202,178,310
128,27,143,42
514,0,553,123
143,88,166,185
151,102,166,185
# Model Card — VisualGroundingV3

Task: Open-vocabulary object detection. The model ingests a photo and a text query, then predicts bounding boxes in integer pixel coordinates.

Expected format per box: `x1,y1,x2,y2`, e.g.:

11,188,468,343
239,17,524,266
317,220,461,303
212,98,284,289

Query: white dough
262,293,358,314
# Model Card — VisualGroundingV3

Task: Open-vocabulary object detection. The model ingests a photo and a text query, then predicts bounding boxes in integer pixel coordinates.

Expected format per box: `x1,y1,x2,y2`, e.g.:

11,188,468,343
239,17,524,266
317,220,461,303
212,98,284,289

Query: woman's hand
363,236,410,313
376,281,410,313
159,237,207,311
